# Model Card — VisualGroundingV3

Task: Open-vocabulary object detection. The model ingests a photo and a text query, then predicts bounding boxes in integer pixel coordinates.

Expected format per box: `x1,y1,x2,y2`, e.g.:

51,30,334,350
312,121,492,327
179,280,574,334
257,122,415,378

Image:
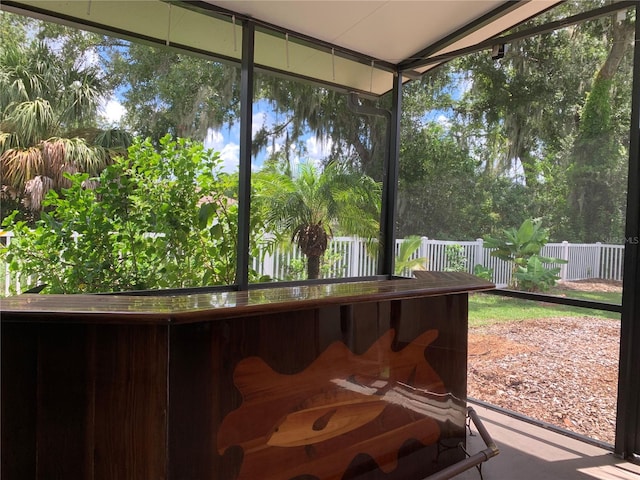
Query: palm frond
3,98,56,145
1,146,45,188
0,131,15,153
93,128,133,150
41,139,66,180
46,137,109,180
22,175,54,211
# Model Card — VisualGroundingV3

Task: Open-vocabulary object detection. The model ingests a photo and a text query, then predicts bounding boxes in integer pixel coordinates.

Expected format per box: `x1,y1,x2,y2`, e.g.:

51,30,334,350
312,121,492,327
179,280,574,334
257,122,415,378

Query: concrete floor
454,404,640,480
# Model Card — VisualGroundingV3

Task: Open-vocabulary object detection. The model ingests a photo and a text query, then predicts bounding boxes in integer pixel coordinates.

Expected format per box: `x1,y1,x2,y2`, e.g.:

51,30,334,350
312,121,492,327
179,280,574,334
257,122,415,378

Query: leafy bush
483,218,566,292
281,250,346,281
514,255,562,292
1,136,269,294
444,244,467,272
473,264,494,281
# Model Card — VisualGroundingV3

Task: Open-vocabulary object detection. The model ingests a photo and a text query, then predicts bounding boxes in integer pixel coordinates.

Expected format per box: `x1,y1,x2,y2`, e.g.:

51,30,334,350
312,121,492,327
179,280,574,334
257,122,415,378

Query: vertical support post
561,240,569,281
595,242,602,279
475,238,484,270
235,20,255,290
616,4,640,460
4,232,12,296
349,238,360,277
378,71,402,276
420,237,429,270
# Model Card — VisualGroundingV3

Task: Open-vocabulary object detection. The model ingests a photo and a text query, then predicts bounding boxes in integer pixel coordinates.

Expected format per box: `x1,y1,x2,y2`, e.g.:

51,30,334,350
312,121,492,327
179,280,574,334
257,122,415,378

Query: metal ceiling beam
172,0,397,73
401,0,636,72
398,0,529,71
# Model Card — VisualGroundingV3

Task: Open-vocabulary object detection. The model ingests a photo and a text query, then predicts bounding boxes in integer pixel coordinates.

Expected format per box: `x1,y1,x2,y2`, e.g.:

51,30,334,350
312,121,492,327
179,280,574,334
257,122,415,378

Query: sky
100,97,331,174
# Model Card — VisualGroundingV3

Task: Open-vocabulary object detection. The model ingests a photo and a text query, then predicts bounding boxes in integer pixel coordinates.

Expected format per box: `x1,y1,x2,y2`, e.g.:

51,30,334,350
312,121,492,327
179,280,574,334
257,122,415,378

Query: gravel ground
468,315,620,445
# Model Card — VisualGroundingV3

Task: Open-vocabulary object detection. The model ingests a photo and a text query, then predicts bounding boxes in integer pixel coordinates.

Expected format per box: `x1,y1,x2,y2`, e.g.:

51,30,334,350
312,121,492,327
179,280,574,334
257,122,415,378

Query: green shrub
444,244,467,272
1,136,269,294
483,218,566,292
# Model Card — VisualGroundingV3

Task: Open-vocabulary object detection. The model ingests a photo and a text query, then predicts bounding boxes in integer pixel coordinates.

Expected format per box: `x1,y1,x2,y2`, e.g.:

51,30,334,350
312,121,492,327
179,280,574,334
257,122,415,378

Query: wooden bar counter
1,272,493,480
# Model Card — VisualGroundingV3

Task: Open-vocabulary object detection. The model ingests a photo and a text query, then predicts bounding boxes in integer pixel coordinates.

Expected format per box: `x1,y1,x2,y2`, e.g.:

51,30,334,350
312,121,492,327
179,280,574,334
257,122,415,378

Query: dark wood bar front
1,273,493,480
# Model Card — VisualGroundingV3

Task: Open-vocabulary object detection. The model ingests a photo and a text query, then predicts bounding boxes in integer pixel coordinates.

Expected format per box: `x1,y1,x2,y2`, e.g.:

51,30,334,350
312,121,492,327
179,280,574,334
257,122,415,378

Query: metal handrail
425,407,499,480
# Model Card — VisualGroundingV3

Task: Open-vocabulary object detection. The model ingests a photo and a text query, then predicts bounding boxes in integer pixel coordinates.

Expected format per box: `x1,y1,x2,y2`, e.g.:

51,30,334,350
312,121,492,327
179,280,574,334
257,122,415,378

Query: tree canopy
0,28,130,221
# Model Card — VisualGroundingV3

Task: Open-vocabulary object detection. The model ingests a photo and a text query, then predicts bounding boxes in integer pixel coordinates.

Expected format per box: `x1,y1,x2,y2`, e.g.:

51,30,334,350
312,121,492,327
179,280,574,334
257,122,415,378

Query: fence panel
600,244,625,281
1,230,627,294
567,244,601,280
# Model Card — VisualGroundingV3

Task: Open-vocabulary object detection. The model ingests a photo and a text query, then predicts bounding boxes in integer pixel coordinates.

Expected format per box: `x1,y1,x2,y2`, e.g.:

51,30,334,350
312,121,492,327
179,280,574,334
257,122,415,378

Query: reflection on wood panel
218,329,465,480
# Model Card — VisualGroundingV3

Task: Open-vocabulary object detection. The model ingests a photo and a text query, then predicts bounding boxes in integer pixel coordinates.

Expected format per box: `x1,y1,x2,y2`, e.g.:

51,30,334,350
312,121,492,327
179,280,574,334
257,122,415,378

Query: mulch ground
467,280,621,445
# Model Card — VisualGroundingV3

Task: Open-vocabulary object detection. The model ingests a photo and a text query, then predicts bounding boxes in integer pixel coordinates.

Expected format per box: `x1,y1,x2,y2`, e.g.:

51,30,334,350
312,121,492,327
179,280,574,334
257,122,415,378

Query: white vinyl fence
1,231,625,295
253,237,625,287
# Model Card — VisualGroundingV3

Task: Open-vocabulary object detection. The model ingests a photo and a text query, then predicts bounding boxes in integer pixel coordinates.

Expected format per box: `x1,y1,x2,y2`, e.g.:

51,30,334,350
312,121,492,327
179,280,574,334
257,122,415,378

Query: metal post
615,3,640,460
235,20,255,290
379,71,402,276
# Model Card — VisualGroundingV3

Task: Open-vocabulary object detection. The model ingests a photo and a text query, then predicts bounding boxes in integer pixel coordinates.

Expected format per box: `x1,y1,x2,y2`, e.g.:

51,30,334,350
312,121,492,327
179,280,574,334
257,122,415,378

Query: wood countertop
0,272,493,325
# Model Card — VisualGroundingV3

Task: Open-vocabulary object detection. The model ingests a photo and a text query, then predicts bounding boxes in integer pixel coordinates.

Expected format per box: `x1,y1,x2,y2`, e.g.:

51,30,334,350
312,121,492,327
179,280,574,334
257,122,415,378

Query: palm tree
256,162,381,279
0,41,130,217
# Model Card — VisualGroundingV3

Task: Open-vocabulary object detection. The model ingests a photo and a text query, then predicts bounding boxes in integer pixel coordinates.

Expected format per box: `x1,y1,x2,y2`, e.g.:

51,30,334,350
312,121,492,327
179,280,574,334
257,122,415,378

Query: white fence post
560,241,569,281
263,249,274,279
2,231,13,296
475,238,483,271
420,237,429,270
349,237,359,277
594,242,602,279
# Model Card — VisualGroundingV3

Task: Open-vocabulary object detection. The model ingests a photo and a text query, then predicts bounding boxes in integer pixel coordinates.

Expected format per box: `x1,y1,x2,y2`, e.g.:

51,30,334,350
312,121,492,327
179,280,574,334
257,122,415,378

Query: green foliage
397,121,485,239
281,250,346,281
1,136,267,294
473,264,493,281
514,256,562,293
394,235,427,276
568,75,629,242
484,219,548,266
444,244,467,272
0,29,131,222
483,218,566,291
5,6,634,247
254,162,381,279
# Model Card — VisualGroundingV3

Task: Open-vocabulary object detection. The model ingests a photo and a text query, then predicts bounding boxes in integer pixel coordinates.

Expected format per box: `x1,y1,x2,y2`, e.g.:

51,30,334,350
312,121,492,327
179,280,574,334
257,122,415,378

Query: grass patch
469,292,620,327
548,289,622,304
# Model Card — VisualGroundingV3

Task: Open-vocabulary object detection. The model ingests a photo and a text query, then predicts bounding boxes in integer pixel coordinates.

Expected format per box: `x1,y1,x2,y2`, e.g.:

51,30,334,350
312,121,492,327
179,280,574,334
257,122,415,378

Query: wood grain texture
3,280,475,480
93,325,168,479
217,329,450,480
1,323,37,479
36,324,91,478
1,322,168,480
171,296,467,479
1,274,493,323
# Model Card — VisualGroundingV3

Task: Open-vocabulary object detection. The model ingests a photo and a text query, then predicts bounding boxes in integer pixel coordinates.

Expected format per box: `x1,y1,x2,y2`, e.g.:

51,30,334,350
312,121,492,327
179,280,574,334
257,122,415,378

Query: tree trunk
569,15,634,241
307,255,321,280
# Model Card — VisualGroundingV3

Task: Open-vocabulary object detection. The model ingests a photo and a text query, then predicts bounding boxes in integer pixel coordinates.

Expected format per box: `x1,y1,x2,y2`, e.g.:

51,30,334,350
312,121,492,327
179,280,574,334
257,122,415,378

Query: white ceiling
2,0,562,95
208,0,560,65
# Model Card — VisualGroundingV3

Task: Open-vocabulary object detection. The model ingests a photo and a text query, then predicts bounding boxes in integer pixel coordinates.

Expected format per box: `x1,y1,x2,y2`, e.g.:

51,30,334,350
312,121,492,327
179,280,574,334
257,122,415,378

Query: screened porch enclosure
1,0,639,476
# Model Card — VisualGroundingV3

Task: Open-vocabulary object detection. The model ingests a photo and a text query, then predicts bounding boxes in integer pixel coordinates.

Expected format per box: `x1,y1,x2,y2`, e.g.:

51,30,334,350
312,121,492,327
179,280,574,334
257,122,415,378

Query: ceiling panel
210,1,508,64
1,0,562,96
